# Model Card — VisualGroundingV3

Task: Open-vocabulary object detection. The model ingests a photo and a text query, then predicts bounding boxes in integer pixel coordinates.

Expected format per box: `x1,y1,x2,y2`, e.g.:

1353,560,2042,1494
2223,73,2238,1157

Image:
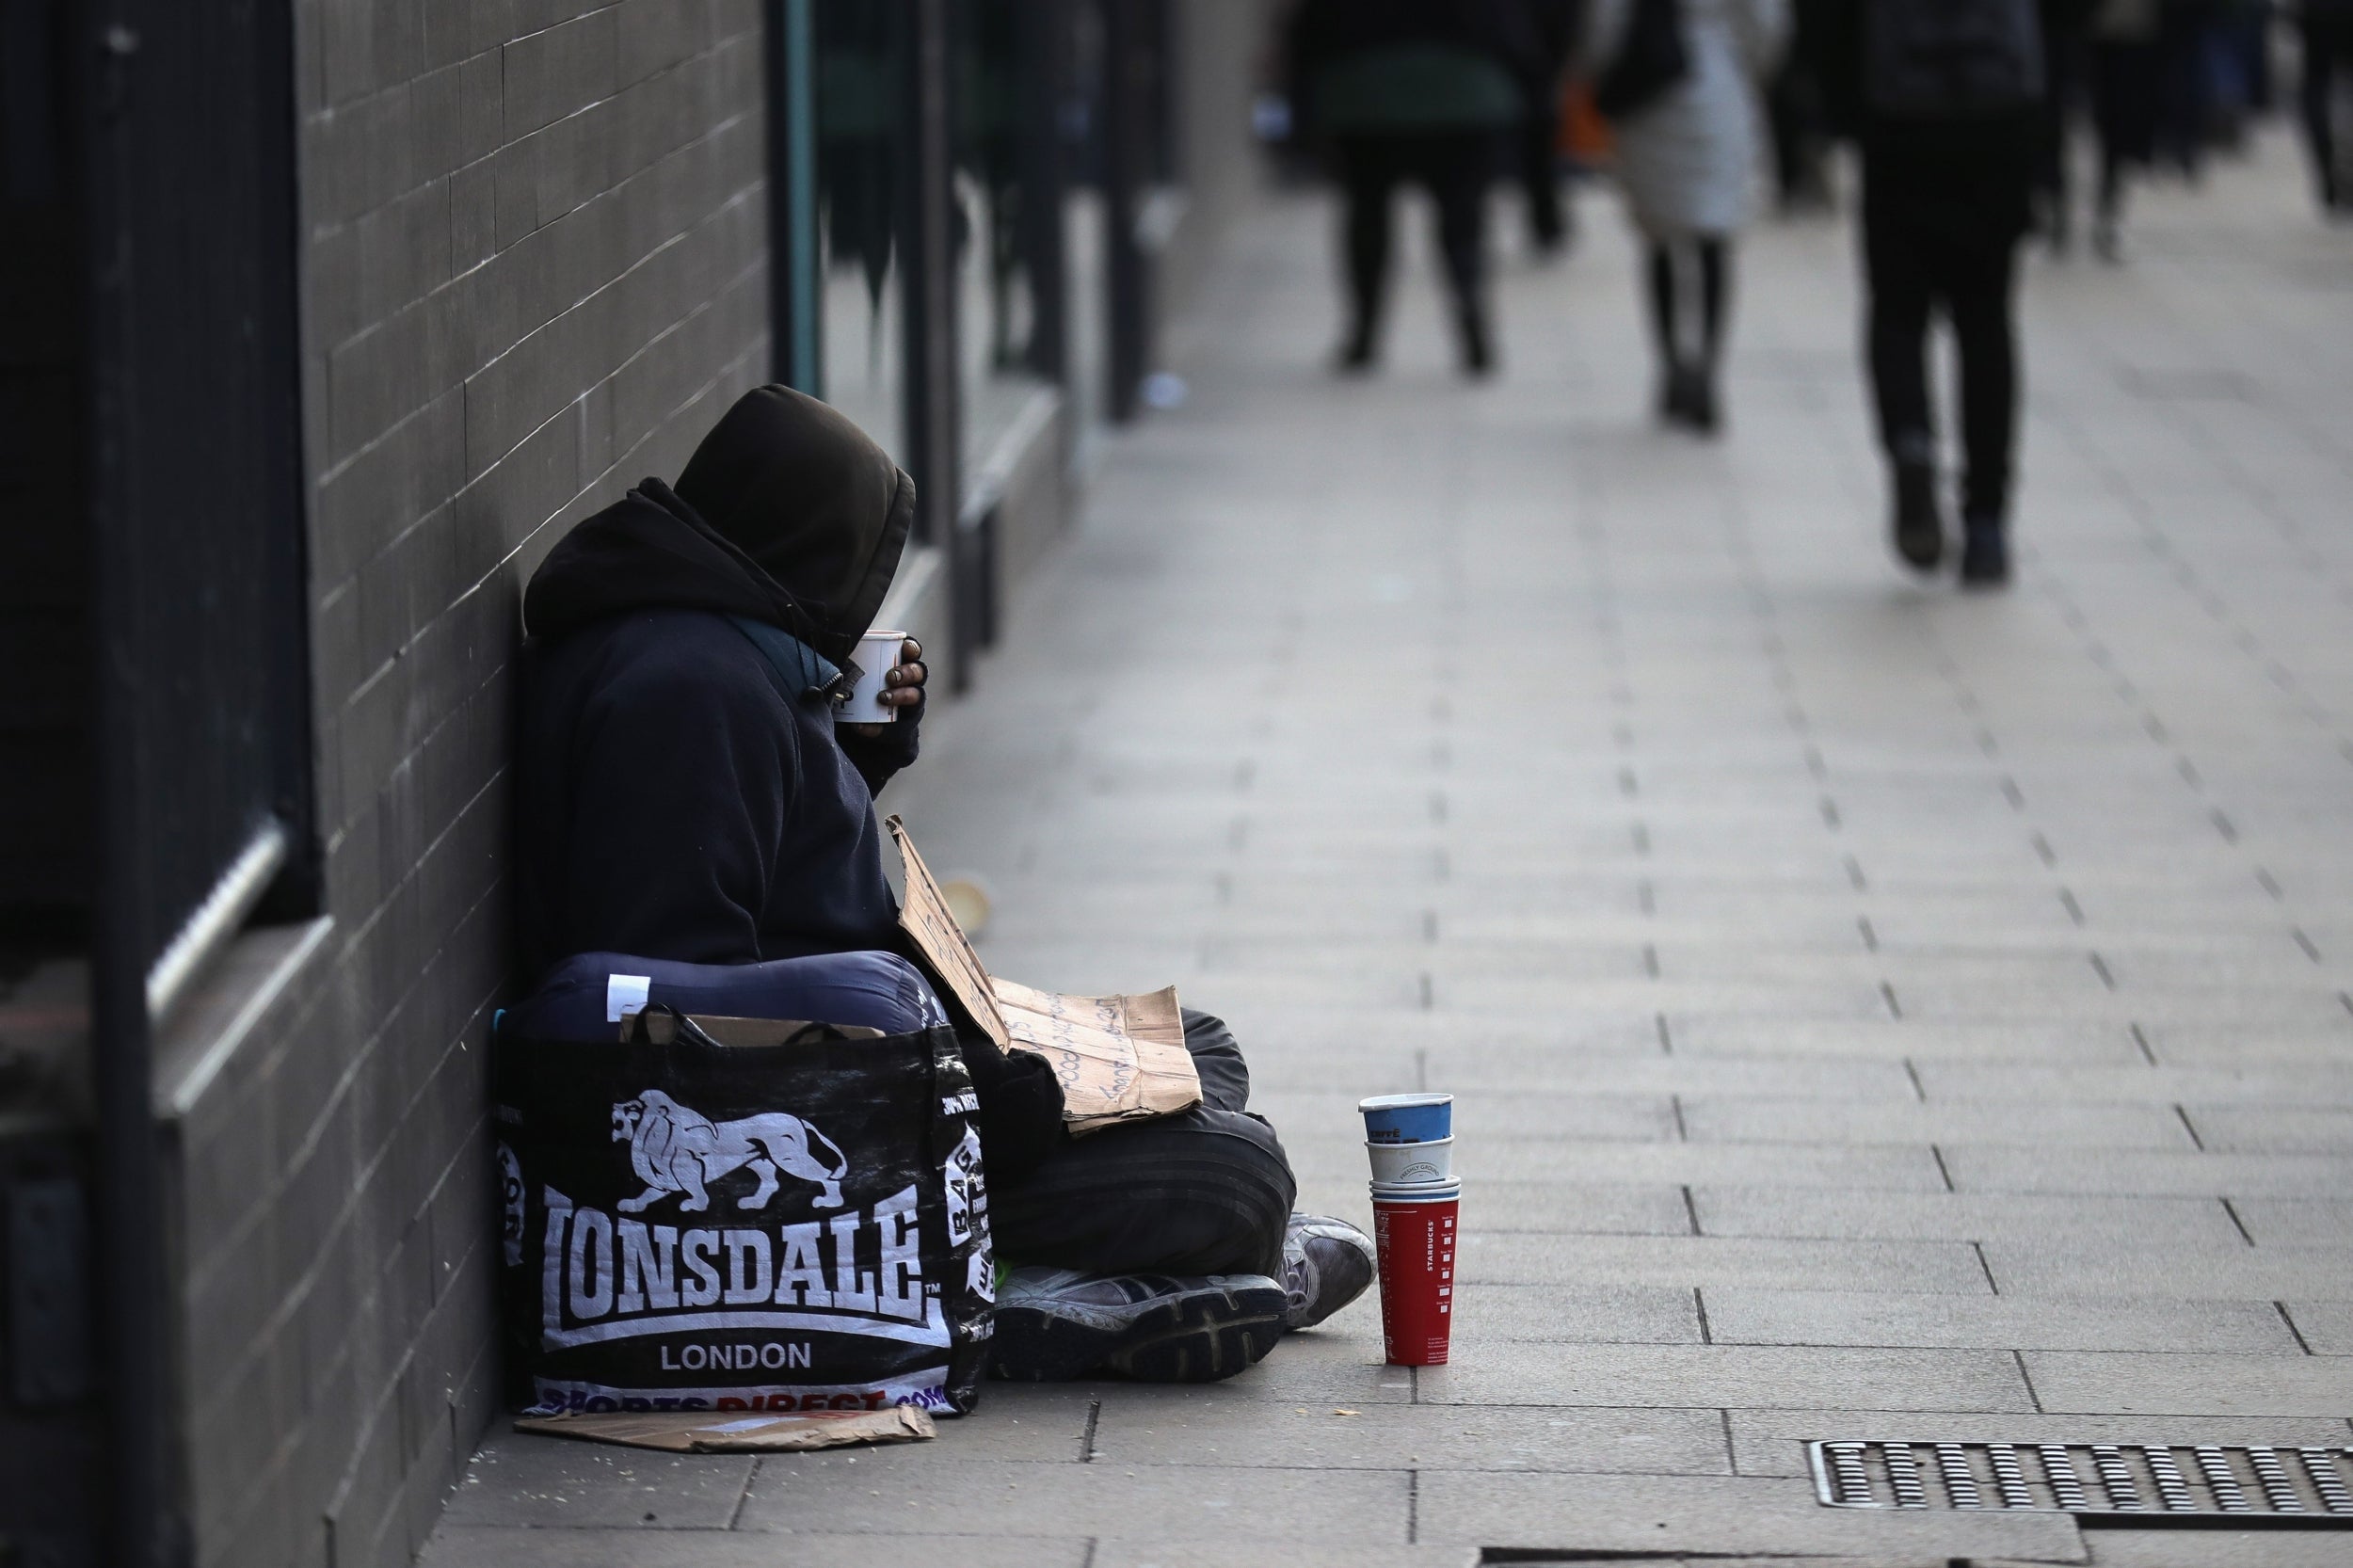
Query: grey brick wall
164,5,772,1566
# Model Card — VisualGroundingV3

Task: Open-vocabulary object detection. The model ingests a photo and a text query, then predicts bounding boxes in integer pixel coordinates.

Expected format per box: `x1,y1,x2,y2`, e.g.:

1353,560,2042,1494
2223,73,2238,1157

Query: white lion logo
611,1088,849,1213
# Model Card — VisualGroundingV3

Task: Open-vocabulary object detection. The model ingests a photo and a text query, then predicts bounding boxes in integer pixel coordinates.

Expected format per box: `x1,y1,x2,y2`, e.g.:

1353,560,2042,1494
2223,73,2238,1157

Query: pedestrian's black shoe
1686,368,1721,436
1459,310,1495,378
1890,456,1945,571
1959,520,2010,586
1281,1213,1377,1330
992,1269,1288,1383
1335,330,1378,375
1658,362,1698,426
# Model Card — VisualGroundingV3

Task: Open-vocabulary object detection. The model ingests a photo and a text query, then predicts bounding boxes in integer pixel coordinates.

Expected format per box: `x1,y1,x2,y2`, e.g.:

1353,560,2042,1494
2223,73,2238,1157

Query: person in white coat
1585,0,1788,430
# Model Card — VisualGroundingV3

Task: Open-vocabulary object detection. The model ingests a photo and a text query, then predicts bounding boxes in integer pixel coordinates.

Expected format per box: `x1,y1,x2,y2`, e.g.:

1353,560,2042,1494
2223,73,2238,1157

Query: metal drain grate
1810,1442,2353,1526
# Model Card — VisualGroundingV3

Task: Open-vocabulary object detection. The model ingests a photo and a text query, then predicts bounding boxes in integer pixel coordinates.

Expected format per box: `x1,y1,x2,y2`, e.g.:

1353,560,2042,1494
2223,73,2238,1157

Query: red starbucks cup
1370,1178,1460,1366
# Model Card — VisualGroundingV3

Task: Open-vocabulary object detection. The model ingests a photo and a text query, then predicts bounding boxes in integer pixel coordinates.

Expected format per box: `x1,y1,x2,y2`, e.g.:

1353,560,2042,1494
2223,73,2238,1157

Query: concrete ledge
968,382,1072,607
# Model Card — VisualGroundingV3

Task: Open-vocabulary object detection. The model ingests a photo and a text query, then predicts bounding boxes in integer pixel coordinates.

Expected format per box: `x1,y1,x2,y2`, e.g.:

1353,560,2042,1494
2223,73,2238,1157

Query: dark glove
957,1032,1065,1182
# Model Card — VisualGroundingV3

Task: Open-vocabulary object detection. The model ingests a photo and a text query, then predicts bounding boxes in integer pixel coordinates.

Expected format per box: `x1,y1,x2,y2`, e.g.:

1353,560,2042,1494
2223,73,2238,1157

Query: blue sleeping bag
504,950,950,1042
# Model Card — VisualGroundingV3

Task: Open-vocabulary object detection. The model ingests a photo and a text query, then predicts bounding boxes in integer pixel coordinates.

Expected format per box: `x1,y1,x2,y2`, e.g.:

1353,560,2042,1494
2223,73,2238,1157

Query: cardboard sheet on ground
886,817,1201,1135
516,1405,934,1452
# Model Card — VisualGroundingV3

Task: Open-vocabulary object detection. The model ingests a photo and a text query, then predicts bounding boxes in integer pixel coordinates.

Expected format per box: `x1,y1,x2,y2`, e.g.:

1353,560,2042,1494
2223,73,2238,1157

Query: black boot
1458,306,1495,378
1959,518,2010,586
1687,363,1721,436
1889,444,1945,572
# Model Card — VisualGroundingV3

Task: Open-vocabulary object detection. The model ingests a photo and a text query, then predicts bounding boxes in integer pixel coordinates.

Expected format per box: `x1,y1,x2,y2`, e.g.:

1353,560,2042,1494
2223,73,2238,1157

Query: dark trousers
991,1012,1296,1279
1862,153,2027,525
1336,131,1493,348
2303,8,2353,206
1516,110,1567,247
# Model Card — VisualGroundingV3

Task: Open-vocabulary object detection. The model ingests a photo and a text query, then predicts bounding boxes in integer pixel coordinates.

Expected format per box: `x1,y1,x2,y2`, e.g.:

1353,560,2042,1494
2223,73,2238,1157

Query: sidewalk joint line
2130,1023,2157,1065
2058,888,2085,927
2292,927,2321,964
725,1459,756,1530
1655,1014,1673,1056
1930,1145,1955,1192
1880,981,1903,1020
1693,1287,1713,1344
2222,1198,2256,1247
2089,952,2117,991
2014,1350,2042,1412
2174,1105,2204,1150
1406,1466,1419,1543
1903,1061,1927,1103
2277,1302,2313,1355
1671,1096,1688,1142
1080,1397,1101,1463
1857,916,1879,952
1973,1241,1999,1295
1681,1185,1701,1234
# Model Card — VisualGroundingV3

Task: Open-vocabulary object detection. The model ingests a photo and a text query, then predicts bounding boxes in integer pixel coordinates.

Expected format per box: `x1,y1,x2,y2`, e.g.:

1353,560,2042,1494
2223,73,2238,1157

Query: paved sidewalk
427,134,2353,1566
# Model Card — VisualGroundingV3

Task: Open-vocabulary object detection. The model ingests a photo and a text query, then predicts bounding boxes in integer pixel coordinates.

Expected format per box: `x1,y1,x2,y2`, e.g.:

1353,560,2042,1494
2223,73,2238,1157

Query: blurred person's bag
494,951,995,1419
1865,0,2047,119
1593,0,1690,120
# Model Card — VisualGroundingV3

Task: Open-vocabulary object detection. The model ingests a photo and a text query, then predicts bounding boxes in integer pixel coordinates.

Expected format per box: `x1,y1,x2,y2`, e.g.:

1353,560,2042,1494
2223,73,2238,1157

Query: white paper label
605,973,651,1023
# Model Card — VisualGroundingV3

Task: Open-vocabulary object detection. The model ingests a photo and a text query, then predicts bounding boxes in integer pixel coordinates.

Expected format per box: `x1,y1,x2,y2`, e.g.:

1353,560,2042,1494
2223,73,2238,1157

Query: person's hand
844,637,925,738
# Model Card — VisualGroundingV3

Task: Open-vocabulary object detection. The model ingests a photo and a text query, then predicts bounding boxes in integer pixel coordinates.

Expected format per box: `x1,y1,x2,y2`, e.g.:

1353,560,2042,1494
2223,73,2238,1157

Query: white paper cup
1366,1136,1453,1186
837,630,906,724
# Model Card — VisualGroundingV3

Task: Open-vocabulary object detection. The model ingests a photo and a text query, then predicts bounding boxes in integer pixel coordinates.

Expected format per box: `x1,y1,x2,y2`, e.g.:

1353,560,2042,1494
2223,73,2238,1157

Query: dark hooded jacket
516,385,1066,1175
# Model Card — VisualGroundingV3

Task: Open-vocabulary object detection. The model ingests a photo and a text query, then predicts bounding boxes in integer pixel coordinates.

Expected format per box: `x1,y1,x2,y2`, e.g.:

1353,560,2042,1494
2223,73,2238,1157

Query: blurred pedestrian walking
1818,0,2046,584
2089,0,2167,258
2297,0,2353,211
1286,0,1547,376
1516,1,1586,256
1584,0,1790,433
1768,0,1838,210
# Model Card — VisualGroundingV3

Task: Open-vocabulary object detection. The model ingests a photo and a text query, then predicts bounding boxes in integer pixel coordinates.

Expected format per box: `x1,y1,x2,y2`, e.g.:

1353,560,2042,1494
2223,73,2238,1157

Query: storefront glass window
814,1,907,462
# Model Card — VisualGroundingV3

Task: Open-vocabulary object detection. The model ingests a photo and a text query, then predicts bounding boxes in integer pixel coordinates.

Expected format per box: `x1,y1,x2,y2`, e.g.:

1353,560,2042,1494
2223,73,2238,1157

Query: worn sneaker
992,1269,1288,1383
1281,1213,1378,1330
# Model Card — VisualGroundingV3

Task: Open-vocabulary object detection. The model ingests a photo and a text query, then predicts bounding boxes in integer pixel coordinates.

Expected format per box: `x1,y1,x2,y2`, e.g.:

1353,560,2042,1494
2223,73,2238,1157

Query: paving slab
736,1457,1410,1544
1415,1469,2086,1560
1420,1343,2035,1413
1700,1288,2301,1353
1089,1396,1730,1474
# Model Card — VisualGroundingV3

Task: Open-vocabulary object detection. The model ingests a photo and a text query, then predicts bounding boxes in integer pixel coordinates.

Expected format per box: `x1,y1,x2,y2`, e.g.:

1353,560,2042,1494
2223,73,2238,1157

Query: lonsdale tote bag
494,951,994,1417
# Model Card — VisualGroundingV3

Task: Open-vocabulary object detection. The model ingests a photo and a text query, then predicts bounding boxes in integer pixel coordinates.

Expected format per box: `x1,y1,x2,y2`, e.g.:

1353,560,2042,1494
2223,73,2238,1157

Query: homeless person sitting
515,385,1376,1383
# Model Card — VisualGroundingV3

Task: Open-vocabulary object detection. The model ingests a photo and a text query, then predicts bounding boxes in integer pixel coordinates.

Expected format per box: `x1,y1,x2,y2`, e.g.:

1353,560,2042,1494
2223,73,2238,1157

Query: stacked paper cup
1358,1093,1459,1367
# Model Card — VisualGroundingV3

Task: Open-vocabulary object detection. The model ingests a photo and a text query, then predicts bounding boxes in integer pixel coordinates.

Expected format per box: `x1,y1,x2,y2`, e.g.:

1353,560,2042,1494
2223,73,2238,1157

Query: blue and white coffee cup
1360,1092,1451,1145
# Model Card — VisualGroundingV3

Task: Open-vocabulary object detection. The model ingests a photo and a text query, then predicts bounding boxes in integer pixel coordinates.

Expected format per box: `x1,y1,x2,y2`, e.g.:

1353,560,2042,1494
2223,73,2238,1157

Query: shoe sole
994,1280,1289,1384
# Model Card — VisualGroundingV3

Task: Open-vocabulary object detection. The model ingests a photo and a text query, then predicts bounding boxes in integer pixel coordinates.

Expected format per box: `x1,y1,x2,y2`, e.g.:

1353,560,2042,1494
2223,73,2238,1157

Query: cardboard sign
517,1403,935,1452
886,817,1202,1136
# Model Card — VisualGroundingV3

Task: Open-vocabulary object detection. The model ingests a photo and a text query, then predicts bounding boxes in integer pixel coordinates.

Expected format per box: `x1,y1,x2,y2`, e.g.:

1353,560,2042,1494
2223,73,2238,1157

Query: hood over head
522,385,915,664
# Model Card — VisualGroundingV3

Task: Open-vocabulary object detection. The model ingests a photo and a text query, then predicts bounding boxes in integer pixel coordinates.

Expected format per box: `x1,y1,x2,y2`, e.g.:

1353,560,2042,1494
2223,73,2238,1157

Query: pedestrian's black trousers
990,1011,1297,1280
1861,149,2030,525
1335,131,1495,339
